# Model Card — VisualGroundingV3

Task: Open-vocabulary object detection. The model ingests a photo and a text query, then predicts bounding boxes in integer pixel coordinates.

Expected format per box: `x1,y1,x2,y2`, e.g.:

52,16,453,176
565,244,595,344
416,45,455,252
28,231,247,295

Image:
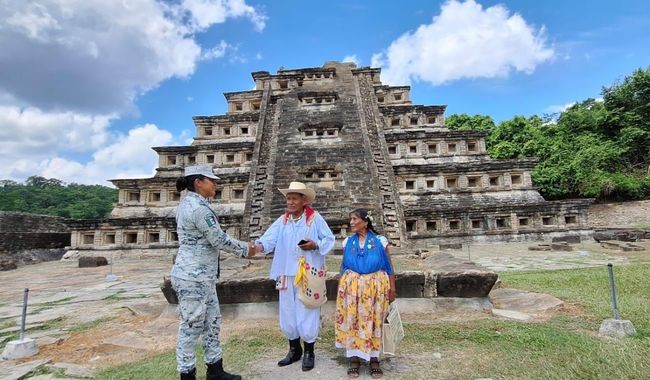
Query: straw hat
278,181,316,203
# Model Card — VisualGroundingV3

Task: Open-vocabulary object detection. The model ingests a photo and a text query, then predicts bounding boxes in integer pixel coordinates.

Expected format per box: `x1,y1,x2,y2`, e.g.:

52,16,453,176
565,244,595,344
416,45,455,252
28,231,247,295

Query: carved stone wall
69,61,592,252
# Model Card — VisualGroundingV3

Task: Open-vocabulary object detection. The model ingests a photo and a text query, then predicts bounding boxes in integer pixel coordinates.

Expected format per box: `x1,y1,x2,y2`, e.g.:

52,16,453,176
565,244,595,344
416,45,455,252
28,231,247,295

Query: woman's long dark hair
176,174,205,192
350,208,379,235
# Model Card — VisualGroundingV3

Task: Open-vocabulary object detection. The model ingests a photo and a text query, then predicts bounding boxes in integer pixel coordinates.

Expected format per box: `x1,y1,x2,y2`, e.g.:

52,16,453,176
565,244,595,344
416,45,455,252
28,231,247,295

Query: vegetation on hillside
447,67,650,201
0,176,117,219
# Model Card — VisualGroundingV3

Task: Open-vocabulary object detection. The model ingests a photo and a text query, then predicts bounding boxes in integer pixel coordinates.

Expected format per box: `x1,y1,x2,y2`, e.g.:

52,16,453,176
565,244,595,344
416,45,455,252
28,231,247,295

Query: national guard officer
171,164,255,380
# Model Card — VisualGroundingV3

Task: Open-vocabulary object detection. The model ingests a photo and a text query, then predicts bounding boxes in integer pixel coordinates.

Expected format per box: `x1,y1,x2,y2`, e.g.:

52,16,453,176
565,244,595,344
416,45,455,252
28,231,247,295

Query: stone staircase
243,84,278,240
354,73,406,245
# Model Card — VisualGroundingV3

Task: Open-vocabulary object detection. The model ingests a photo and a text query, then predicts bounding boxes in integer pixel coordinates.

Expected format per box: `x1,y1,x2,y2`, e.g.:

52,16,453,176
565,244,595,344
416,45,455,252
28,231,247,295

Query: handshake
246,241,263,258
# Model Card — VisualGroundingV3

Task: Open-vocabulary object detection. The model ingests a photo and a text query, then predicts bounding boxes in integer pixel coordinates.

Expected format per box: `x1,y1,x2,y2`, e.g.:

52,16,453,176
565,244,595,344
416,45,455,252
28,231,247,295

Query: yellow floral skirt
335,269,390,360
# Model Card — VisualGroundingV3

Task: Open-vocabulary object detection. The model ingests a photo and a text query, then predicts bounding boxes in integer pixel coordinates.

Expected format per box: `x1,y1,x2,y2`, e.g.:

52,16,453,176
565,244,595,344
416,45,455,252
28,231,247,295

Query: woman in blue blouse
335,208,396,379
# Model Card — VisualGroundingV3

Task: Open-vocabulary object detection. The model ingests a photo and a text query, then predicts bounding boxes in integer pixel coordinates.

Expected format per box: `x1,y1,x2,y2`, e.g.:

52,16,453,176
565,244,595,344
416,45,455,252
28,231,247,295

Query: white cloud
181,0,267,32
544,102,576,114
36,124,174,185
0,0,265,114
342,54,360,66
0,105,113,157
0,0,266,184
371,0,554,85
256,52,263,60
201,40,231,61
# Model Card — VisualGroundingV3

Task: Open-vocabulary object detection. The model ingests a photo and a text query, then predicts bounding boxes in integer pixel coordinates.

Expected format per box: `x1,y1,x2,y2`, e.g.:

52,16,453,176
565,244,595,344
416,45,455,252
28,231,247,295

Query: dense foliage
447,67,650,201
0,176,117,219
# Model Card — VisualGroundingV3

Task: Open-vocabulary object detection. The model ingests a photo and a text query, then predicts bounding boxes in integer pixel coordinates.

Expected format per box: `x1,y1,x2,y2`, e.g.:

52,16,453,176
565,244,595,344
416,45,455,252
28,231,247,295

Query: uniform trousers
171,276,222,373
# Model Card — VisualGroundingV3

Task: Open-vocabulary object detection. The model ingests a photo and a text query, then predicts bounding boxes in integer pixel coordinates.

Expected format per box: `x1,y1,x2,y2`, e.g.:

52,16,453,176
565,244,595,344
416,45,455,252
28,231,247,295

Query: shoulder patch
205,214,217,227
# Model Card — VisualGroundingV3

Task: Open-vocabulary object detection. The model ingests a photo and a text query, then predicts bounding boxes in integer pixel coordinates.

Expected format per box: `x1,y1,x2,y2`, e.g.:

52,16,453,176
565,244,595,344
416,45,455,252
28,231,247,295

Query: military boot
206,359,241,380
179,367,196,380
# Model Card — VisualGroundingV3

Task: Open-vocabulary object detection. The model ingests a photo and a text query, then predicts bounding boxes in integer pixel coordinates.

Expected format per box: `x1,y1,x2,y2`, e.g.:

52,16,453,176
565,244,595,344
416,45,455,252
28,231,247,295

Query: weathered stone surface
0,358,51,380
437,270,498,298
490,288,563,314
528,244,552,251
78,256,108,267
0,258,18,271
599,319,637,337
593,229,648,242
162,270,440,304
600,240,644,251
550,242,573,251
48,362,94,378
551,235,581,244
491,308,531,321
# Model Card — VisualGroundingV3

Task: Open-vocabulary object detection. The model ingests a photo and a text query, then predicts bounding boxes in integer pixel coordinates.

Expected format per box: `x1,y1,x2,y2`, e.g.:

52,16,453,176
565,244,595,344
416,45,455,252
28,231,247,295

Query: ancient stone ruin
0,212,70,270
67,62,592,254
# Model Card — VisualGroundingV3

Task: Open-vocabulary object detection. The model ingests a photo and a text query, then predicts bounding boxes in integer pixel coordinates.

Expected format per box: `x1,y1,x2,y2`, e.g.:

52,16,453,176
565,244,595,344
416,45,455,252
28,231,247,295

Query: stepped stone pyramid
68,62,592,253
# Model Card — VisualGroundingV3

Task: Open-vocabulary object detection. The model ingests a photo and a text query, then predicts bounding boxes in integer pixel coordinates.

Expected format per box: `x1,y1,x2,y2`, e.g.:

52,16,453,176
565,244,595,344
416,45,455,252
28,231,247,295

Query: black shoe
302,342,315,371
180,368,196,380
278,338,302,367
206,359,241,380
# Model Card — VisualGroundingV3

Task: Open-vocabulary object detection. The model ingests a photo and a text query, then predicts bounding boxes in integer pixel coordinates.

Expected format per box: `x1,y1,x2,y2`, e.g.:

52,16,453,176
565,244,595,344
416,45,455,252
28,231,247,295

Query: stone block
550,242,573,251
551,235,581,244
0,258,18,271
437,270,498,297
1,338,38,359
78,256,108,268
528,244,552,251
440,243,463,250
599,319,637,337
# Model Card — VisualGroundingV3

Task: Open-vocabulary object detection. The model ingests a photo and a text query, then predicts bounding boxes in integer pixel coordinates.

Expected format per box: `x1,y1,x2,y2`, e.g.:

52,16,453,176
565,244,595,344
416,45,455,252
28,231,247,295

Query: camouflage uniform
171,191,247,374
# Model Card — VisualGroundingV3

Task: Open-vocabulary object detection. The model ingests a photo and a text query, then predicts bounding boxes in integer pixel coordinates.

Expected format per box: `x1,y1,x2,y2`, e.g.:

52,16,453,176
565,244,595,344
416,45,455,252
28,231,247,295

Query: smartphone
297,239,309,246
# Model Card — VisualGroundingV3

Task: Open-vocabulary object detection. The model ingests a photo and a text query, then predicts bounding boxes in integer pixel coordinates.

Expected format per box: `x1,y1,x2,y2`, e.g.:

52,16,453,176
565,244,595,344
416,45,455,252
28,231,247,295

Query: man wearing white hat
252,181,335,371
171,165,254,380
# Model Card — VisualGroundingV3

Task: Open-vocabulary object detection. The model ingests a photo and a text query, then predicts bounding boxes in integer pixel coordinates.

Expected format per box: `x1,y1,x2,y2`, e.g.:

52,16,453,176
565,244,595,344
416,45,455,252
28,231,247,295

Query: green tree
0,177,117,219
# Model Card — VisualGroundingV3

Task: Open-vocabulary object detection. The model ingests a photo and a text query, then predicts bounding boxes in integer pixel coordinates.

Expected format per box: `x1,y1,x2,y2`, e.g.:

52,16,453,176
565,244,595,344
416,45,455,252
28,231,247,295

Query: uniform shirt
341,232,393,275
256,207,335,279
171,191,247,281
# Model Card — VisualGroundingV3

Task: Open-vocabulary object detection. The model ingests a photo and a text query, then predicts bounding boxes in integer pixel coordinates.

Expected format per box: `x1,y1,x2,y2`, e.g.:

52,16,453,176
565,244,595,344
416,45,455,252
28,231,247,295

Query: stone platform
160,251,498,304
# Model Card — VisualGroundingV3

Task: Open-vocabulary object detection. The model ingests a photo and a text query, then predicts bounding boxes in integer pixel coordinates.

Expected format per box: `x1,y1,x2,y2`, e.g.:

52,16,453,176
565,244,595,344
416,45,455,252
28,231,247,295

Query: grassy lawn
95,264,650,380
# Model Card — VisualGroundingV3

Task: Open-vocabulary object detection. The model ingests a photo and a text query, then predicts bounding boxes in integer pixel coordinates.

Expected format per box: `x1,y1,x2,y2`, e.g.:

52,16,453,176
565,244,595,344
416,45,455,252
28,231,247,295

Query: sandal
369,358,383,379
347,357,360,379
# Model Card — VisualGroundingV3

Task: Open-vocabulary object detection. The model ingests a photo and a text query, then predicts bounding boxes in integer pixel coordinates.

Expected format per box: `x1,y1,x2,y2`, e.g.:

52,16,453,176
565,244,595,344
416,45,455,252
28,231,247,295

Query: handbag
294,256,327,308
382,302,404,356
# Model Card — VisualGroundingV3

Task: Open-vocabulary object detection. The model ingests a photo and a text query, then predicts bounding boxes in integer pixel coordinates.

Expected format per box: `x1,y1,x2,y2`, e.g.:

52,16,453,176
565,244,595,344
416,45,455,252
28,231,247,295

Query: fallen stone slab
490,288,563,315
48,362,94,378
593,229,649,242
528,244,552,251
492,308,531,321
0,358,50,380
550,242,573,251
0,258,18,271
600,240,644,251
78,256,108,268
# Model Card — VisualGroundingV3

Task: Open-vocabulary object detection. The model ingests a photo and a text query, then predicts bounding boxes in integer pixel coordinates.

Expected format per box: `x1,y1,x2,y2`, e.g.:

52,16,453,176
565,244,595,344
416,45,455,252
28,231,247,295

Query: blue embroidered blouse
340,231,393,275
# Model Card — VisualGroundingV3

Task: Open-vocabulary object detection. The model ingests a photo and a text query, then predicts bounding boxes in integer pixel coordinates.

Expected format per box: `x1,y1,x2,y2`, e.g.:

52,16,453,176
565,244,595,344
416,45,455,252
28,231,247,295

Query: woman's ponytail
176,177,188,192
176,175,203,192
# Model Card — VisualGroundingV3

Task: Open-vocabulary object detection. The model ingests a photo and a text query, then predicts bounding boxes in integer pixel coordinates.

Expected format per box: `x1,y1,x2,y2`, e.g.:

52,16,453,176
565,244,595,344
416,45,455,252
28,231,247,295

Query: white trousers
279,276,321,343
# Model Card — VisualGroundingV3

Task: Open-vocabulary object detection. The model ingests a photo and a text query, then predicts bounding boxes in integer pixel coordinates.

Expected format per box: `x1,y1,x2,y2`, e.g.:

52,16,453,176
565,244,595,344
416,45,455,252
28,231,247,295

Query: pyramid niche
67,62,592,252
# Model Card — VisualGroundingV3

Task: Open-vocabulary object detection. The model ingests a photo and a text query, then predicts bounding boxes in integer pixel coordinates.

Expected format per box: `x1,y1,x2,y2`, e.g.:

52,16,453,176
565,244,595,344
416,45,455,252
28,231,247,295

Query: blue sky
1,0,648,185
